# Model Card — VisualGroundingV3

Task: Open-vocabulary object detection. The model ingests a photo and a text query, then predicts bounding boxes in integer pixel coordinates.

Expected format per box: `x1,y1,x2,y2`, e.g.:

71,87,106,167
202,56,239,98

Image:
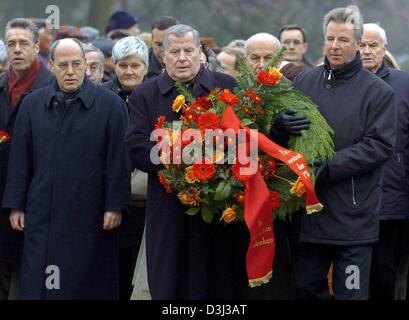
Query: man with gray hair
125,24,248,299
359,23,409,300
0,17,52,300
291,6,396,300
83,44,104,85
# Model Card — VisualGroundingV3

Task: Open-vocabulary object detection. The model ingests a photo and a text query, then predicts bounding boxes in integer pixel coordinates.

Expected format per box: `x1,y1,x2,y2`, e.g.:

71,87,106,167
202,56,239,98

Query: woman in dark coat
102,36,148,300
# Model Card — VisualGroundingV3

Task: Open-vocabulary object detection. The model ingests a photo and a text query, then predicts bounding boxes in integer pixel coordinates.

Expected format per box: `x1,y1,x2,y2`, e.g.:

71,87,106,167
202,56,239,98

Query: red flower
257,67,283,85
271,191,280,211
197,112,220,131
232,161,254,183
0,130,11,143
192,162,216,181
243,89,264,104
154,115,166,129
159,172,172,193
218,89,240,107
235,192,245,203
255,105,265,116
195,96,213,110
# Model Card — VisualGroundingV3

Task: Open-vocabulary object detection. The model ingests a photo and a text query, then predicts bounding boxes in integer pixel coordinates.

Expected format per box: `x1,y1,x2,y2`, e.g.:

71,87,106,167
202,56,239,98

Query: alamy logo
345,265,360,290
45,265,60,290
45,5,60,30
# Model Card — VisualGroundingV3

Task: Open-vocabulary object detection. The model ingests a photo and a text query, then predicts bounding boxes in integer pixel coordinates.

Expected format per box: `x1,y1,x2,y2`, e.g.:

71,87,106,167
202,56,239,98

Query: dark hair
279,24,307,43
201,42,222,72
151,16,179,31
5,18,39,43
50,38,85,61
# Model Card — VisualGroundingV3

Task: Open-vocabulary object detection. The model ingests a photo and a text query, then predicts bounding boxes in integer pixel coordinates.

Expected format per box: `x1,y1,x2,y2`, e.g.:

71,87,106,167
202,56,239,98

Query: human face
163,32,201,82
324,21,359,69
51,40,86,93
246,39,277,74
85,51,103,84
359,30,386,73
217,51,240,78
5,28,39,77
151,27,169,65
280,29,308,64
115,56,147,91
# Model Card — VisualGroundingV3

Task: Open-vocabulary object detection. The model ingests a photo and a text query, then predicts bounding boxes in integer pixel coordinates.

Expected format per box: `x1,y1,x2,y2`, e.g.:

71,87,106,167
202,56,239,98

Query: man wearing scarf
0,18,52,300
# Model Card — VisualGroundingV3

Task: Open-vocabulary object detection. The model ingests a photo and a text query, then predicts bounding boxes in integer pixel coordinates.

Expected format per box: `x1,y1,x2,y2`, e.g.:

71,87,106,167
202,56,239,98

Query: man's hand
103,211,122,230
9,209,25,231
313,159,330,185
273,109,310,135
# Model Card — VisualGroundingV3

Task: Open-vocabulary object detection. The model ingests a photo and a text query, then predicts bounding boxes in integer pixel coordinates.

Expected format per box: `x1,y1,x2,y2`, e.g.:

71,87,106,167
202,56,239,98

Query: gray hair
50,38,85,61
163,24,201,51
83,43,105,67
244,33,282,56
5,18,39,43
323,5,364,40
111,36,149,65
363,23,388,46
0,40,7,65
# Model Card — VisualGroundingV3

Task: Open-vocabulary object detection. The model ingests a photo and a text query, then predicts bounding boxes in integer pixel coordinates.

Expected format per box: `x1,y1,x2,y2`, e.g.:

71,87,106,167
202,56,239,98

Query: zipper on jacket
327,70,333,80
351,176,357,206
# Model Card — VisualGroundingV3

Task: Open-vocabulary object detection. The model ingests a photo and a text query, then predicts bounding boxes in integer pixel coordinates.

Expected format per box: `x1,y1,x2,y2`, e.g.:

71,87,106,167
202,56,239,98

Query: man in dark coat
2,38,130,299
0,18,52,300
291,6,396,299
147,16,179,79
125,24,248,299
359,23,409,300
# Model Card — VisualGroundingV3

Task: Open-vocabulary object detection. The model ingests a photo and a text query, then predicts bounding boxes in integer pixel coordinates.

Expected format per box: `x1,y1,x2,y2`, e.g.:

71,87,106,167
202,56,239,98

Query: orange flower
0,130,11,143
185,166,199,184
218,89,240,106
159,172,172,193
178,187,201,206
271,191,280,211
172,94,185,113
154,115,166,129
257,67,283,85
290,177,306,197
220,205,238,223
235,192,245,203
197,112,220,131
193,162,216,181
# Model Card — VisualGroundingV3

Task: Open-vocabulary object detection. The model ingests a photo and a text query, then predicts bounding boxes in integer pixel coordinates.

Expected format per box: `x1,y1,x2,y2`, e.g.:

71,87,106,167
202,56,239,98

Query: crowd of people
0,4,408,300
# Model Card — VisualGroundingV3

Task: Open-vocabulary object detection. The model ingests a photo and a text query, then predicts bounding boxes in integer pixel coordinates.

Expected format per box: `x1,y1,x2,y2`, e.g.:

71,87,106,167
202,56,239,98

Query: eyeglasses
56,60,84,71
6,40,33,50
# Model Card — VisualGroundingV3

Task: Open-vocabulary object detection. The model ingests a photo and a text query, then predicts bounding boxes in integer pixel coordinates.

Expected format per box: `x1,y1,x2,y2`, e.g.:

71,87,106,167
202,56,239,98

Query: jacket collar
45,76,96,109
157,66,213,96
375,61,390,79
324,52,362,81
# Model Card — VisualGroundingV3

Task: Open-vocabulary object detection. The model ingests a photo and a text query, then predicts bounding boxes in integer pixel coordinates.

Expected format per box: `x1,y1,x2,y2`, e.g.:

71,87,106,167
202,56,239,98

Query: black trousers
370,219,409,300
291,242,372,300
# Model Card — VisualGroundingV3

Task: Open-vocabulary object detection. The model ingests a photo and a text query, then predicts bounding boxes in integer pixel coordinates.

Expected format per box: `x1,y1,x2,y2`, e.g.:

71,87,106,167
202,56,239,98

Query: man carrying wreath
125,24,249,299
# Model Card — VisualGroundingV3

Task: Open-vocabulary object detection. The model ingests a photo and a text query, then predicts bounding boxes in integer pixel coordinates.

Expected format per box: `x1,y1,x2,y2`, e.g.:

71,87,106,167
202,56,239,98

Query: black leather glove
272,109,310,136
313,159,329,185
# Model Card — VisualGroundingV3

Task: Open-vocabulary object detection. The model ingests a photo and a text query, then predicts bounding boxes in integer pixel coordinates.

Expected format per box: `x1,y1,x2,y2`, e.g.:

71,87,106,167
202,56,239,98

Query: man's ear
302,42,309,54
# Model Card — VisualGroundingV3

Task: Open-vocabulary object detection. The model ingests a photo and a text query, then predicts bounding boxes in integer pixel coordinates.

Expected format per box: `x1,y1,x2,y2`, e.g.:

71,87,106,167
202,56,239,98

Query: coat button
53,101,59,107
326,84,331,89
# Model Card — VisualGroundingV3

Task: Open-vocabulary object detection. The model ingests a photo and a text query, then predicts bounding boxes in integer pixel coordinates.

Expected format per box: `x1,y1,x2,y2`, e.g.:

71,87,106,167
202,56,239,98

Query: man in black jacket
147,16,179,79
0,18,52,300
292,6,396,300
359,23,409,300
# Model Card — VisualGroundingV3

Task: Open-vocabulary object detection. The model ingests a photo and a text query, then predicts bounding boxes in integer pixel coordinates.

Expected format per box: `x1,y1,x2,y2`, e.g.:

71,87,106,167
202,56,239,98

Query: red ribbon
220,106,322,287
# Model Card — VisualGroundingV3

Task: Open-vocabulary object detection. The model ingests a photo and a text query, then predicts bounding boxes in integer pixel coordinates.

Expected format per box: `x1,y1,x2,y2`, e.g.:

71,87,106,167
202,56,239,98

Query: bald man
2,38,130,299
